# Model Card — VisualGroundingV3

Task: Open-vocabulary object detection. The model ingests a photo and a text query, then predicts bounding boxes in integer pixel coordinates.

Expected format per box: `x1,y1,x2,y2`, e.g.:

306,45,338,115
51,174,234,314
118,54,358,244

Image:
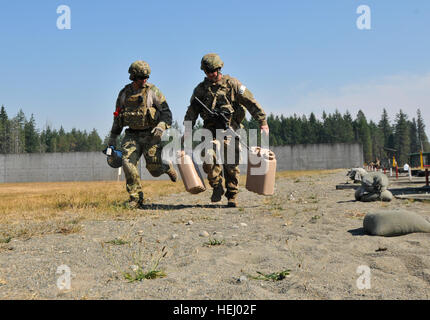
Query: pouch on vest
146,105,159,127
121,89,150,130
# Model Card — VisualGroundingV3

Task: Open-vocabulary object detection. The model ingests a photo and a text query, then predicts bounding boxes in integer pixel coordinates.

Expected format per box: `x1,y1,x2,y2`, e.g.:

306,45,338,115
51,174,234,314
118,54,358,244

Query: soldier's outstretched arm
151,86,172,131
183,91,201,128
233,79,268,129
108,88,126,147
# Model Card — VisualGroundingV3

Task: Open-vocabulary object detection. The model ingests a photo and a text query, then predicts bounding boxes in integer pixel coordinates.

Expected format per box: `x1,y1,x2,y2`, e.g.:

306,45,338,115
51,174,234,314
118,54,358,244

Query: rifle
194,96,251,151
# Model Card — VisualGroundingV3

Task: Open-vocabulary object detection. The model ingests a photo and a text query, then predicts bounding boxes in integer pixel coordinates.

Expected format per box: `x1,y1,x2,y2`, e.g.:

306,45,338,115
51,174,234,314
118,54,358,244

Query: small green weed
204,238,225,247
122,246,168,282
0,237,11,244
249,269,291,281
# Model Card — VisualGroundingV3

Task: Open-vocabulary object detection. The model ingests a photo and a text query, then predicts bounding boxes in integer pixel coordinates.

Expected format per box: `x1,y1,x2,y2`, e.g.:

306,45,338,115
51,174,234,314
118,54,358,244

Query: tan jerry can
177,151,206,194
246,147,276,195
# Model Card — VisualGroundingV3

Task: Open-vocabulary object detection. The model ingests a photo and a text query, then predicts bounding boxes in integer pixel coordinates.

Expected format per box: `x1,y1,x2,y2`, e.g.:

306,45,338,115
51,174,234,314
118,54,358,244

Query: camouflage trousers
121,129,170,200
355,186,393,202
202,136,241,200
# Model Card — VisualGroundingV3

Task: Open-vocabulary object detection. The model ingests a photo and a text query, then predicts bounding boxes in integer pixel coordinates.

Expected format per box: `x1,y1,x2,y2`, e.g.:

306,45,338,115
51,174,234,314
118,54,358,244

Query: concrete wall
0,143,363,183
272,143,364,171
0,152,121,183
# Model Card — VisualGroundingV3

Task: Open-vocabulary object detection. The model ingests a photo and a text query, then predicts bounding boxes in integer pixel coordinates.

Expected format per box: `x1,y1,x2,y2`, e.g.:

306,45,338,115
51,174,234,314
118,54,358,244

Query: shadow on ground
348,228,366,236
138,203,260,211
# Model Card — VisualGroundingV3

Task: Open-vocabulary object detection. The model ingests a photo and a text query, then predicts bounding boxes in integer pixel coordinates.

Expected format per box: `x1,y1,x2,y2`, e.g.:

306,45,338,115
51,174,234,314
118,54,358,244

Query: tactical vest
119,85,159,130
200,76,246,129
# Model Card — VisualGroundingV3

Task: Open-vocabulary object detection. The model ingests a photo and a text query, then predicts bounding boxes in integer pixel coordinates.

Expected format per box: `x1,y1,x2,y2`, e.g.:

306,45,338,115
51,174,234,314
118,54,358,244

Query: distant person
107,61,177,209
375,158,381,169
183,53,269,207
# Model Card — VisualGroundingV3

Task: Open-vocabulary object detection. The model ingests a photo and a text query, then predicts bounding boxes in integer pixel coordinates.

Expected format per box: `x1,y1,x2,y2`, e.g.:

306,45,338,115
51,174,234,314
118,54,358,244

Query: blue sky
1,0,429,138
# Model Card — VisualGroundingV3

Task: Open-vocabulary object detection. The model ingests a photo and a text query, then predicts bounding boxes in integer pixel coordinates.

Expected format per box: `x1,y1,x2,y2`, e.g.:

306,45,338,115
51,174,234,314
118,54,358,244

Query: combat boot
125,198,140,209
125,192,144,209
227,197,237,208
211,183,225,202
166,164,178,182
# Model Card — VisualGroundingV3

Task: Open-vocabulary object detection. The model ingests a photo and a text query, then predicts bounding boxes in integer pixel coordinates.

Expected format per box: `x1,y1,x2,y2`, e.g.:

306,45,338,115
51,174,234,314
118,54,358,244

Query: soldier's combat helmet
128,60,151,81
103,146,123,168
201,53,224,72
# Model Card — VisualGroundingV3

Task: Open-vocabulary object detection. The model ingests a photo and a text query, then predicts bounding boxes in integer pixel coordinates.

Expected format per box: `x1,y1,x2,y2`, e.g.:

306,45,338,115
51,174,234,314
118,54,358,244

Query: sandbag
363,210,430,237
380,190,393,202
362,172,389,193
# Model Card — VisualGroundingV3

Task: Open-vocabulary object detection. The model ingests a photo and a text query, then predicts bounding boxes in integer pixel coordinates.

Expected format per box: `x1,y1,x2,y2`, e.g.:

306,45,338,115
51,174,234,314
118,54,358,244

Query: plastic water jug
246,147,276,195
177,151,206,194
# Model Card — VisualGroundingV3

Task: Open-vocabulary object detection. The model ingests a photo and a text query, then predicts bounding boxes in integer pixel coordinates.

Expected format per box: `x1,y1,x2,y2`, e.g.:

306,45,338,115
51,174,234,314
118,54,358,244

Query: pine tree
41,125,54,152
56,126,69,152
308,112,321,144
88,128,103,151
24,114,39,153
299,115,310,144
393,110,411,165
267,114,280,146
409,118,420,154
378,109,392,146
377,108,394,159
10,109,26,153
416,109,430,152
342,111,355,143
0,105,10,153
354,110,373,163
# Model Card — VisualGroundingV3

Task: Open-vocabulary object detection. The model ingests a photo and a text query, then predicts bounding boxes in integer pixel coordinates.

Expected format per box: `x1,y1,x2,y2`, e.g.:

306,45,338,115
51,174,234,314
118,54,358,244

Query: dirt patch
0,170,429,300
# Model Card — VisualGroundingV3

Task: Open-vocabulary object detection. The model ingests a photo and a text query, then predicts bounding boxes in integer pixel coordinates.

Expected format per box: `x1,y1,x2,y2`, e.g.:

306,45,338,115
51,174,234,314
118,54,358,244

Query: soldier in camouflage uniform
184,53,269,207
108,60,177,208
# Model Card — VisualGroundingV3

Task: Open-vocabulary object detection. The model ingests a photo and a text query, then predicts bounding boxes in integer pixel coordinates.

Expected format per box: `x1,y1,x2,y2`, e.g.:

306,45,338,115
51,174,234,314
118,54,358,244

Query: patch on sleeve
151,86,165,101
239,85,246,95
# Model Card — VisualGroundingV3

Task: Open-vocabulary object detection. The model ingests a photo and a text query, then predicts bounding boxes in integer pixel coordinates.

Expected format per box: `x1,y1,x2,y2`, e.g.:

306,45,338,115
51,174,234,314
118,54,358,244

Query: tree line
0,105,103,153
243,108,430,165
1,104,429,166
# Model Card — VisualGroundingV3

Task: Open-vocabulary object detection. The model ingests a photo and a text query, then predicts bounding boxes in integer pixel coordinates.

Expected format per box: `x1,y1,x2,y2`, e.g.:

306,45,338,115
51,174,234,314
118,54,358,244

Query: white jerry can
246,147,277,195
176,151,206,194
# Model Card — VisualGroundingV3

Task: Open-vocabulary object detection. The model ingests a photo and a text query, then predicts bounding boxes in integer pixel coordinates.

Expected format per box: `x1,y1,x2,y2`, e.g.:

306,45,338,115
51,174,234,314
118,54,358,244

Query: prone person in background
347,167,367,183
107,60,177,209
355,172,393,202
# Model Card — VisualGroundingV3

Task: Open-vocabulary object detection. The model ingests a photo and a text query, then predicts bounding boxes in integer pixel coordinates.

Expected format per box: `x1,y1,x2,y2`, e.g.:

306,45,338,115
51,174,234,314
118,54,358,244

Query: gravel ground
1,170,429,300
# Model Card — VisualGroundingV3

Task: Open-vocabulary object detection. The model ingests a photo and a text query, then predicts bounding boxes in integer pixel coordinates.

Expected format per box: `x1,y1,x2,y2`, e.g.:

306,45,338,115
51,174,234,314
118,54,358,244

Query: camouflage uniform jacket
184,75,267,132
110,82,172,136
